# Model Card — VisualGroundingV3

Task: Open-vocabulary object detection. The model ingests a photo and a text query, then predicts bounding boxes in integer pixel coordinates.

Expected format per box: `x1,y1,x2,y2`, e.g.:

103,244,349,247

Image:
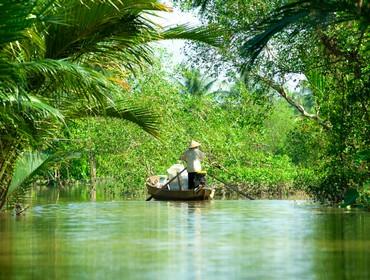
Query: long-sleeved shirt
181,148,205,173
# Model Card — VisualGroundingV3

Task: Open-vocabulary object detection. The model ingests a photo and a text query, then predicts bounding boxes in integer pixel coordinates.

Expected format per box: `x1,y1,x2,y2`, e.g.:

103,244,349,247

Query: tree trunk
89,151,97,190
0,148,18,211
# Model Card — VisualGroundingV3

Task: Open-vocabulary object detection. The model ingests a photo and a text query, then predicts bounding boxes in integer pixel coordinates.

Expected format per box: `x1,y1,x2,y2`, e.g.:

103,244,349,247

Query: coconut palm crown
0,0,223,209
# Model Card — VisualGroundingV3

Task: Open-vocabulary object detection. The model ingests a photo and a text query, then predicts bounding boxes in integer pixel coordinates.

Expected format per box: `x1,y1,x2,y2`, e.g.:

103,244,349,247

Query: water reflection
0,200,369,279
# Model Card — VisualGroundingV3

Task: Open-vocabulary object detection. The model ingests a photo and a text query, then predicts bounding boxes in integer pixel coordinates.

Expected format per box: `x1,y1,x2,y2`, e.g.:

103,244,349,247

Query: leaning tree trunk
0,144,19,210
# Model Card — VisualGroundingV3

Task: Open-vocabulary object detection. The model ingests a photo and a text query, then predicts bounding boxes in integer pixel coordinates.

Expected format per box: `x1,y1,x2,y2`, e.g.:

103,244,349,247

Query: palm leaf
44,0,170,59
8,150,79,195
240,0,370,70
2,58,119,107
160,24,224,47
178,68,217,96
0,0,57,48
0,93,64,121
8,152,49,195
306,71,327,98
0,0,37,46
22,59,161,137
22,59,117,104
42,1,223,71
68,101,161,138
0,97,63,148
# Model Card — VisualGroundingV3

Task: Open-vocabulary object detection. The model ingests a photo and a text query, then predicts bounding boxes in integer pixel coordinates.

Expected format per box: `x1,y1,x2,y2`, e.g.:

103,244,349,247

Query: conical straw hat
189,140,201,149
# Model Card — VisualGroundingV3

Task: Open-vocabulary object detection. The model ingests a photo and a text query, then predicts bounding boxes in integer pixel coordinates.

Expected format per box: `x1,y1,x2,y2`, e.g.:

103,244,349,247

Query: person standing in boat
180,140,206,190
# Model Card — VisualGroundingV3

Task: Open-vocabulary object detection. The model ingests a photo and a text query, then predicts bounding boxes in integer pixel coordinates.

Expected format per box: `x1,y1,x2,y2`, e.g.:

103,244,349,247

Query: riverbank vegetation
49,58,305,199
0,0,369,210
176,0,370,206
0,0,221,209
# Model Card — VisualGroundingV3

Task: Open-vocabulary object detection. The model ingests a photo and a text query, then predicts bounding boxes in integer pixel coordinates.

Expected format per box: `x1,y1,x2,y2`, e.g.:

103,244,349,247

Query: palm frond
0,0,57,49
0,59,25,94
0,0,37,47
306,71,327,98
40,0,223,73
8,150,79,195
1,58,123,108
160,24,224,47
240,0,370,71
22,59,118,104
0,91,65,148
44,0,170,59
178,68,218,96
111,101,161,138
0,93,64,121
84,23,224,72
8,151,50,195
68,101,161,138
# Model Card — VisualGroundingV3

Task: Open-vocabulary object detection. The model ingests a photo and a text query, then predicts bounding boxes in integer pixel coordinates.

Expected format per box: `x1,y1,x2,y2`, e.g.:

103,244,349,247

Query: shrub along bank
50,63,316,199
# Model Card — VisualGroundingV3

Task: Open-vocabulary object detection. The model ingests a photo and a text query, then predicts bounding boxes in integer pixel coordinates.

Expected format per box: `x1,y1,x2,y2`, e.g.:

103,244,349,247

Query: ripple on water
0,200,369,280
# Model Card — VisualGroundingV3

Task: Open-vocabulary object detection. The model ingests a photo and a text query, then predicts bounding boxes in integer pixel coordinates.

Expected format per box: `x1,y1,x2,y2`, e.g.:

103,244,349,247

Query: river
0,192,369,279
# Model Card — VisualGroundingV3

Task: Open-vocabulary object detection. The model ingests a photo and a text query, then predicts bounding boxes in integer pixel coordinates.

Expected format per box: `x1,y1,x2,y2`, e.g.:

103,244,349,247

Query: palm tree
187,0,369,68
239,0,370,69
178,68,218,96
0,0,223,209
189,0,370,203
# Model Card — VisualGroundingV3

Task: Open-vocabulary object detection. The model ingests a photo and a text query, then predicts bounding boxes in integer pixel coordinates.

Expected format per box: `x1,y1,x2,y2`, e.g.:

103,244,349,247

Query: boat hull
146,176,214,201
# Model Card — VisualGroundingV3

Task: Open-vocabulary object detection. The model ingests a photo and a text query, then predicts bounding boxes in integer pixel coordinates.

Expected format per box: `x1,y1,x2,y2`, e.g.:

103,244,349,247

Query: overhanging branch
257,74,330,129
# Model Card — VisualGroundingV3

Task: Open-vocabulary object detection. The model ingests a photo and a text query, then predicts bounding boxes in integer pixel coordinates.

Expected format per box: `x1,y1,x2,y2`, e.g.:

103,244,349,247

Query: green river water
0,189,369,279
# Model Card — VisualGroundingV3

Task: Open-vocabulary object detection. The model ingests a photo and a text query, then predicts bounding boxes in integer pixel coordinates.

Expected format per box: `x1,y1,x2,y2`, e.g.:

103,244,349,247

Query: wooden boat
146,175,215,201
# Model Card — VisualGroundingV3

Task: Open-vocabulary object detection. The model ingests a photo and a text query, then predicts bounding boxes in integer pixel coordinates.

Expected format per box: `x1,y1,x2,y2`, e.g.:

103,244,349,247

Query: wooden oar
146,168,187,201
205,155,255,200
208,173,255,200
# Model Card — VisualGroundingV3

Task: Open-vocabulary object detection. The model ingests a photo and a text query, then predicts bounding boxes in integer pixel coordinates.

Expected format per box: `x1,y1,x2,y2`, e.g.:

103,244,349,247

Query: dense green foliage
176,0,370,206
0,0,221,210
50,58,308,198
1,0,368,208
